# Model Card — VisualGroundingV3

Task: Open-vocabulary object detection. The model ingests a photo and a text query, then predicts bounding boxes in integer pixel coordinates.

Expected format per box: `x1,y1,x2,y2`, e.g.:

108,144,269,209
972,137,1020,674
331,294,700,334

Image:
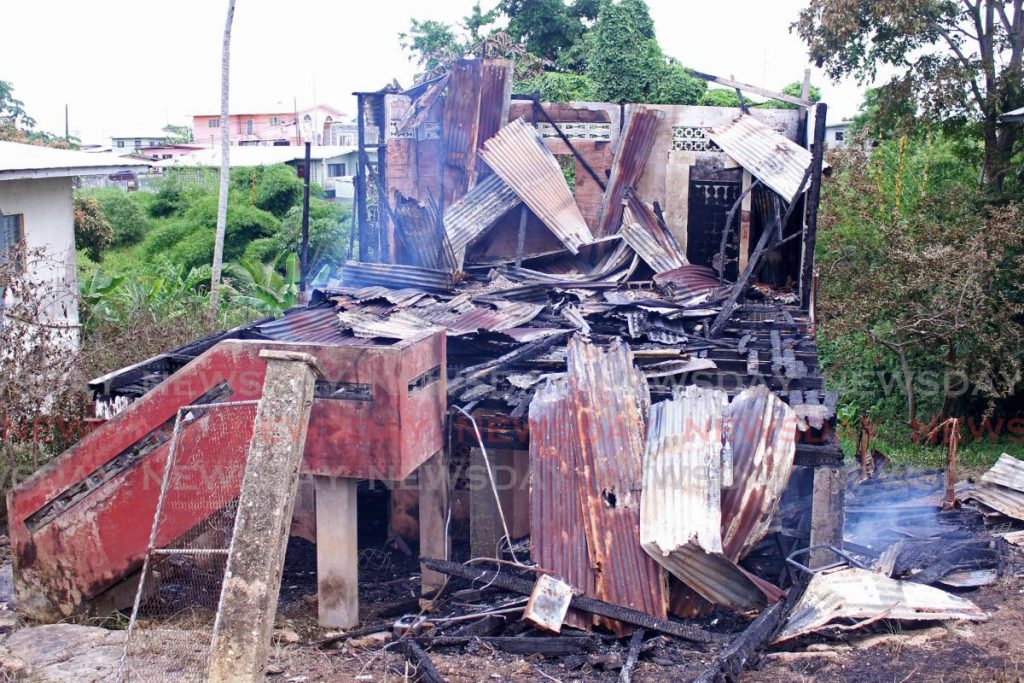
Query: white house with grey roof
0,141,150,349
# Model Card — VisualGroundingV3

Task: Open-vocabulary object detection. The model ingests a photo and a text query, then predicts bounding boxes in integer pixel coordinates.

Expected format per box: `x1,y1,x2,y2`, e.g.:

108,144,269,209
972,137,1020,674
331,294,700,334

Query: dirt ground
258,542,1024,683
1,516,1022,681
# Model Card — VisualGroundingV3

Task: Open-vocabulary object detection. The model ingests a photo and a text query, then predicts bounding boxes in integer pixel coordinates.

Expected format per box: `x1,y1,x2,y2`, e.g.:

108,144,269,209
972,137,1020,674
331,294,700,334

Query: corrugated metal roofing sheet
566,336,668,632
777,567,987,642
708,115,813,200
620,189,686,274
640,386,771,612
529,378,598,631
0,141,150,179
980,453,1024,492
392,192,454,270
253,304,369,345
653,264,722,298
595,107,665,238
479,118,594,254
341,261,455,293
443,172,522,268
964,481,1024,520
721,385,798,560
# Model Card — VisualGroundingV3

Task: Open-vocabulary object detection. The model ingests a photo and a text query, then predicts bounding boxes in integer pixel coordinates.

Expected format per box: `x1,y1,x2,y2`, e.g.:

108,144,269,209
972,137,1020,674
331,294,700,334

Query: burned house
5,58,873,679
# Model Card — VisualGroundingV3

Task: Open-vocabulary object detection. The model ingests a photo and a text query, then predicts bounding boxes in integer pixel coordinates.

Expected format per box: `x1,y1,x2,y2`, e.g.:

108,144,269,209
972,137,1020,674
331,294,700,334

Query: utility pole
299,140,311,294
64,105,69,143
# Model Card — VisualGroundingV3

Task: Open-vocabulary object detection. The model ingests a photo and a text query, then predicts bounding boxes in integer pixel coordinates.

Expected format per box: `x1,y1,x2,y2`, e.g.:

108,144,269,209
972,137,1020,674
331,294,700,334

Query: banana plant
224,253,300,315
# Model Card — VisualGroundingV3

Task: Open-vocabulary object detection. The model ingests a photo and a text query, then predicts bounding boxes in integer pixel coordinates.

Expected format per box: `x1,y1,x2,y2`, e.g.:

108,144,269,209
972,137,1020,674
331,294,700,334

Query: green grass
838,426,1016,476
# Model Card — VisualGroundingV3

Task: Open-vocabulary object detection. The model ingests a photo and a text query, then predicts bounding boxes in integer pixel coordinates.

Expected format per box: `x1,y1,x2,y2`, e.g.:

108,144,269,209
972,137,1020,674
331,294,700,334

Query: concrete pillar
808,465,846,569
208,350,321,683
418,449,450,594
315,475,359,628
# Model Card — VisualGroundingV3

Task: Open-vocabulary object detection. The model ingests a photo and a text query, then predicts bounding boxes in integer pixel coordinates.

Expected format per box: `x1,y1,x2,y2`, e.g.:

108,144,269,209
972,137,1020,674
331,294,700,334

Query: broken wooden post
800,102,828,309
315,474,359,628
208,350,322,683
944,418,960,510
419,448,450,594
808,465,846,569
856,417,875,481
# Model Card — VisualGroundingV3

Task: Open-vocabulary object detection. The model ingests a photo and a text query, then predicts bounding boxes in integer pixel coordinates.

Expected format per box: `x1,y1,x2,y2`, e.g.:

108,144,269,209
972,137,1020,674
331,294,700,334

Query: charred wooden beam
417,635,596,656
401,639,446,683
532,98,608,192
694,575,810,683
447,332,569,398
618,628,645,683
800,103,828,309
420,557,725,644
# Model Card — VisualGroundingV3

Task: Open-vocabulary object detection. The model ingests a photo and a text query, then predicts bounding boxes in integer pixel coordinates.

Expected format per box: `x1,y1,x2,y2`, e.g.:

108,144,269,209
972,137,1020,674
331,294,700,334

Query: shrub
86,189,150,247
142,219,198,258
73,196,113,262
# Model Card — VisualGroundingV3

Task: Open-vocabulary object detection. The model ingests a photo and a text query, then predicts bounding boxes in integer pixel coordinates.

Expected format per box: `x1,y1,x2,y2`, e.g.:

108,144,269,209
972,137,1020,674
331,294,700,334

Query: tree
817,137,1024,426
0,80,73,147
399,19,465,77
499,0,587,67
514,71,599,100
210,0,235,314
794,0,1024,193
587,0,704,105
162,124,193,144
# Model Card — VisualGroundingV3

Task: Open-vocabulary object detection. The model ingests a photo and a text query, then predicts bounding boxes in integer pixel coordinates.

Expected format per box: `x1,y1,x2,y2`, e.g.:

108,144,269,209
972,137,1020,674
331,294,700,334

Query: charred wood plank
694,575,809,683
401,639,446,683
449,614,508,638
447,333,569,398
418,635,596,656
619,628,645,683
420,558,725,644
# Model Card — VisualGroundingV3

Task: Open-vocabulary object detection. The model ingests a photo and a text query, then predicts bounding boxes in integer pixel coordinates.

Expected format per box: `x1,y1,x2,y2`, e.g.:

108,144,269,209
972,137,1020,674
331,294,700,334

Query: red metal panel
8,333,446,621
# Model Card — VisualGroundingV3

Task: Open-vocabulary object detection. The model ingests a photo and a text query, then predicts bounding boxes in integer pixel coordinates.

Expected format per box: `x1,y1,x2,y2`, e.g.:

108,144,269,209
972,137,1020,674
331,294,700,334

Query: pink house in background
191,104,345,147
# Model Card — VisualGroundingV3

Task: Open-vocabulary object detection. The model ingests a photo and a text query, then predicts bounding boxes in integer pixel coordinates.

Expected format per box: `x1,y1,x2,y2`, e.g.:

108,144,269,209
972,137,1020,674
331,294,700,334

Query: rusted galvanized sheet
528,378,597,631
566,336,668,631
479,118,594,254
980,453,1024,492
253,305,355,344
620,189,686,274
776,567,987,642
443,172,522,268
338,298,544,339
443,59,512,201
392,192,453,270
595,107,665,238
653,264,722,298
396,73,449,135
963,481,1024,520
708,115,814,200
341,261,455,293
721,385,798,559
640,386,772,612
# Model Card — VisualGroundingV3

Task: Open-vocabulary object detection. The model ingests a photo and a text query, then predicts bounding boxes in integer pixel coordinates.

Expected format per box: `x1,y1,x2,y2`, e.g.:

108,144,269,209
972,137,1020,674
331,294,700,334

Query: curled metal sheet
708,115,814,200
720,385,798,560
640,386,771,611
443,173,522,268
392,192,454,270
653,264,722,298
595,106,665,238
620,194,687,275
479,118,594,254
980,453,1024,492
776,567,987,642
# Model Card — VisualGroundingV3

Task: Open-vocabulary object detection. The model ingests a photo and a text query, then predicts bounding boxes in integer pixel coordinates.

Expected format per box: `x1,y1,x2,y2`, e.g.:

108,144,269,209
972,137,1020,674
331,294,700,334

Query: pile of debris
72,58,1024,681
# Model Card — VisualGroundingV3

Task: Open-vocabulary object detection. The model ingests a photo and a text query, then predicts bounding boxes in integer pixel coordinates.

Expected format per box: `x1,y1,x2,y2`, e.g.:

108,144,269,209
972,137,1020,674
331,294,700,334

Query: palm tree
209,0,236,314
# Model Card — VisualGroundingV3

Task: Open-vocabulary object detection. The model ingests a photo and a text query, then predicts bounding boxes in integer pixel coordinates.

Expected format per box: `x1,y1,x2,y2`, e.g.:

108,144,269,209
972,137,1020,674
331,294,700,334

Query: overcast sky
2,1,875,143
